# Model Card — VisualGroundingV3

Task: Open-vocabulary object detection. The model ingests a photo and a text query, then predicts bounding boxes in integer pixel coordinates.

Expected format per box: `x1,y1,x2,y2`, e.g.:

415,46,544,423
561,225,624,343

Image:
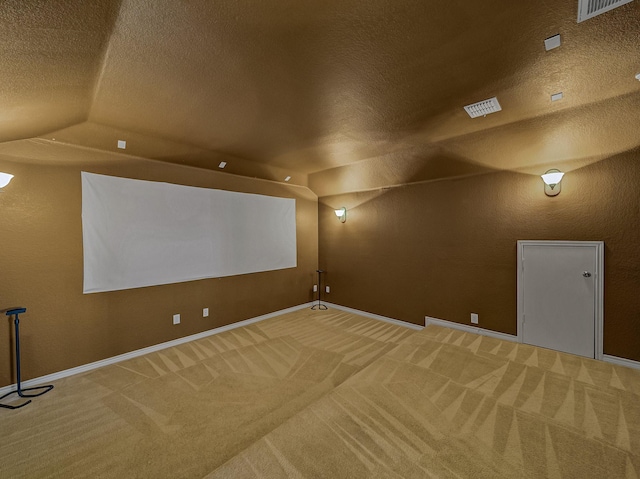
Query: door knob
583,271,592,278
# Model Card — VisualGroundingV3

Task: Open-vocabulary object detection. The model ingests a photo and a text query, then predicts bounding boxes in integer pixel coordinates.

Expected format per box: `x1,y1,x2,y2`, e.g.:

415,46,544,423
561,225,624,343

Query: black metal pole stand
1,307,54,410
311,269,328,310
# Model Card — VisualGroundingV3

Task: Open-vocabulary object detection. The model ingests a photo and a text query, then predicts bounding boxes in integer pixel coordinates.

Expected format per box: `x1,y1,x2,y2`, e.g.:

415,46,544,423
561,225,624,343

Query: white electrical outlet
203,308,209,317
325,286,330,293
173,313,181,325
471,313,479,325
313,284,318,292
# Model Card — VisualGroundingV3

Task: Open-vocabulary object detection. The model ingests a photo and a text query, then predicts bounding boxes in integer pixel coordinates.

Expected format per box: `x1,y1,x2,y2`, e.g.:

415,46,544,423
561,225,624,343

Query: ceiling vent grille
578,0,634,22
464,97,502,118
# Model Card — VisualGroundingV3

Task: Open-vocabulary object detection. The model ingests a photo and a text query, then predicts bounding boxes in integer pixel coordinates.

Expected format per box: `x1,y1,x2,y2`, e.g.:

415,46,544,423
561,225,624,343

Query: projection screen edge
81,172,297,293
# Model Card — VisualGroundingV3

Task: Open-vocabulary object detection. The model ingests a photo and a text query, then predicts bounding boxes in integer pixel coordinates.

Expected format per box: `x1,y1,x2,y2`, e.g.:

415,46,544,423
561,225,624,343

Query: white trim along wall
424,315,517,342
325,302,424,331
2,303,314,397
1,302,638,396
425,314,639,371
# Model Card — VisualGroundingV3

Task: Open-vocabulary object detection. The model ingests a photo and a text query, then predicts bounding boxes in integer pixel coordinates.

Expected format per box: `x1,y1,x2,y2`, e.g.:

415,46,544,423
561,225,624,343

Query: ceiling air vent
464,97,502,118
578,0,634,22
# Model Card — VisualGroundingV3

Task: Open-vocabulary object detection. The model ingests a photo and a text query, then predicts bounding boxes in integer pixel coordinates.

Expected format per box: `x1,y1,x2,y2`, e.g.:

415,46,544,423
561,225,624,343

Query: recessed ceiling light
544,34,561,51
551,92,564,102
284,176,291,182
117,140,126,149
218,161,227,169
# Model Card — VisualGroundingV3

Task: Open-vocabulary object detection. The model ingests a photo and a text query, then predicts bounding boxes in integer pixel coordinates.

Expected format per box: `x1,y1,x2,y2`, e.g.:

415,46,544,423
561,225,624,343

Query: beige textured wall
318,149,640,362
0,142,318,387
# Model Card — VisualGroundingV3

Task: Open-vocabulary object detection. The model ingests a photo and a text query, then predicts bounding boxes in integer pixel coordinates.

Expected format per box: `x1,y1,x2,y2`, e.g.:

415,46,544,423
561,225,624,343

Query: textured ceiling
1,0,639,193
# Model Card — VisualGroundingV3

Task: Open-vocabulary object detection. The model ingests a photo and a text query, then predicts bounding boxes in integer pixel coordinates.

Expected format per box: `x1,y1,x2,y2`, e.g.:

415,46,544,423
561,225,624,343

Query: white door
517,241,604,359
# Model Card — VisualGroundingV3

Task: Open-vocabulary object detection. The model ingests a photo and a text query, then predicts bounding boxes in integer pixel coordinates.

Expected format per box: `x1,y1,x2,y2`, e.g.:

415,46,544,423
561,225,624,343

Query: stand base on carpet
311,269,328,311
1,307,54,410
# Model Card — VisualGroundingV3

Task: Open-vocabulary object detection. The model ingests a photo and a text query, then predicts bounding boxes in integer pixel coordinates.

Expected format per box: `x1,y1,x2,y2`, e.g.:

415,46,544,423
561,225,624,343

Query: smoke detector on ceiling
577,0,634,23
464,97,502,118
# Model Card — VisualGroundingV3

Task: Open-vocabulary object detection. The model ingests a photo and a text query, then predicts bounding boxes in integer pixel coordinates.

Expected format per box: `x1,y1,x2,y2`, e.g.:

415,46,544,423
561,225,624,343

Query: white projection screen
81,172,297,293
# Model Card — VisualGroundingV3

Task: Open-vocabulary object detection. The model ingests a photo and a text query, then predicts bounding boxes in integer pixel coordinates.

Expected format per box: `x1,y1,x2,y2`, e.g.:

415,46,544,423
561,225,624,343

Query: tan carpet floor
1,308,639,478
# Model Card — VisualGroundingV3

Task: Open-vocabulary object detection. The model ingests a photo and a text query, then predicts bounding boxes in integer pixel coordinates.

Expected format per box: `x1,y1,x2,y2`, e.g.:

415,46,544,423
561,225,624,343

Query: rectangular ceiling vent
464,97,502,118
578,0,634,23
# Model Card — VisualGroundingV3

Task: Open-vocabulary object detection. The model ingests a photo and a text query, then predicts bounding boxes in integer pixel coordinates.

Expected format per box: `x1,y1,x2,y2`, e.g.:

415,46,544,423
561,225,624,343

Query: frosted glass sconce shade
334,207,347,223
0,172,14,189
541,169,564,196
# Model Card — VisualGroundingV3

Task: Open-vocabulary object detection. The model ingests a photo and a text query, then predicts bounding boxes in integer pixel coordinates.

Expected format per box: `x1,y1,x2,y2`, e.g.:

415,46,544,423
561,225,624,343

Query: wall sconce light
334,207,347,223
0,172,14,190
541,169,564,196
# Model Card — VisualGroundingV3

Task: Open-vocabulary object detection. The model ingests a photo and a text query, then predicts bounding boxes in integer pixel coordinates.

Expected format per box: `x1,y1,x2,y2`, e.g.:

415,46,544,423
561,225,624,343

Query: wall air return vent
464,97,502,118
578,0,634,23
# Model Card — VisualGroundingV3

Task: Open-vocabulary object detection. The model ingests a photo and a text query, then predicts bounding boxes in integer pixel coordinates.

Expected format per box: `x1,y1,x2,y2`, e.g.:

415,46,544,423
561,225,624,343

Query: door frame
516,240,604,360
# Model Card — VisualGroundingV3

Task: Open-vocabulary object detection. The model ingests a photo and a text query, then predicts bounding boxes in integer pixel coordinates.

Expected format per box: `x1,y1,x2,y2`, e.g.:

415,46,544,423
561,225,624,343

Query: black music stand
1,307,54,410
311,269,328,310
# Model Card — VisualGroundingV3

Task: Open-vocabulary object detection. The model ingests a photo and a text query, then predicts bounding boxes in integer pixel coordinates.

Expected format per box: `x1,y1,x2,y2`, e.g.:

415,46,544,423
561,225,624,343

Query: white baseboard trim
425,316,518,342
424,316,640,370
603,354,640,370
6,302,636,397
324,303,424,330
0,302,314,396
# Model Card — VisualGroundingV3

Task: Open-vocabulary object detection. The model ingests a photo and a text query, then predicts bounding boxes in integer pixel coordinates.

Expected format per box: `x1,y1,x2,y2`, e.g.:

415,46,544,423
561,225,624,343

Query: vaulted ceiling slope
1,0,639,192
